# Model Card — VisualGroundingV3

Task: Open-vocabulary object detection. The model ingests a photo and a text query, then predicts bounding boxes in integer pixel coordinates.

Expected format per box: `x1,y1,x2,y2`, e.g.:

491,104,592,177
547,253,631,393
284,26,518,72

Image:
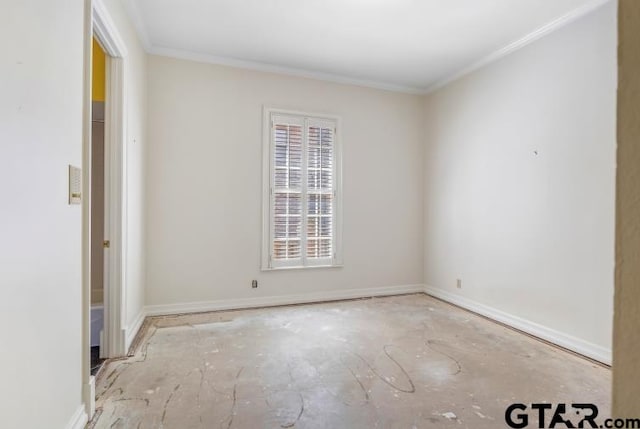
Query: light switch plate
69,165,82,204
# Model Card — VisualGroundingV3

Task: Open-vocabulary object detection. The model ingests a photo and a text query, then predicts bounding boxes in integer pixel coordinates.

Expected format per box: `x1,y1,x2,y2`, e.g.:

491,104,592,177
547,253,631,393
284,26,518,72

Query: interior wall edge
64,405,88,429
144,284,425,317
149,47,425,95
423,0,615,94
424,285,611,365
421,0,615,369
124,307,147,353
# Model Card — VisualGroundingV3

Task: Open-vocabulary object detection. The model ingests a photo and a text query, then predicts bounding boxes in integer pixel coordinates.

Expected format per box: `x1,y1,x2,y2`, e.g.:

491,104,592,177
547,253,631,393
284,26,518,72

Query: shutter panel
267,112,337,269
306,120,334,261
271,115,304,265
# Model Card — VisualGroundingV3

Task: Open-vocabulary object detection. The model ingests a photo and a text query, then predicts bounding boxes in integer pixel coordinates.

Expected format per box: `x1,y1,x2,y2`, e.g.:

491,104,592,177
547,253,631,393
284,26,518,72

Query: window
262,108,342,270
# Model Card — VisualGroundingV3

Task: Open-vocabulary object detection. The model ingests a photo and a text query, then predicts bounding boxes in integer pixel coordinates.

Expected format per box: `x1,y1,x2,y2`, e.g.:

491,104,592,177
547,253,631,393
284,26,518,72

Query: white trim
262,107,343,270
124,0,611,95
149,46,425,95
81,0,129,422
65,405,88,429
81,0,93,420
83,376,95,421
261,107,272,270
260,263,344,271
102,54,127,358
93,0,127,57
423,285,612,365
145,284,425,316
424,0,614,94
125,308,147,353
93,0,129,359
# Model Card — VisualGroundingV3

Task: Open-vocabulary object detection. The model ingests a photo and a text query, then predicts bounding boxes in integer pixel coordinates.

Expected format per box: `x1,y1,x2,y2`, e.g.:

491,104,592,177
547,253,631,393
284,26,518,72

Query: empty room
2,0,640,428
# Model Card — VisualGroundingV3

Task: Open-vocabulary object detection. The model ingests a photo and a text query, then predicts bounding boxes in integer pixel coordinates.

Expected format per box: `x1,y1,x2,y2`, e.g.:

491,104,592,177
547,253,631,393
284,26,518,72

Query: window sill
261,263,344,272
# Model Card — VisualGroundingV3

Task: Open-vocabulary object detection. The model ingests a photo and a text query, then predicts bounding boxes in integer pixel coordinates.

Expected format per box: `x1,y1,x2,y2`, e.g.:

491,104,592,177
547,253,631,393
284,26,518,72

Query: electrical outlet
456,279,462,289
251,280,258,288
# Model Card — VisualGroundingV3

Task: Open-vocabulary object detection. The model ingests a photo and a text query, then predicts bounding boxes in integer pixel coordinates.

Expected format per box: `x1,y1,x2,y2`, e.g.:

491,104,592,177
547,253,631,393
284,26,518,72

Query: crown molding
423,0,614,94
148,46,426,94
123,0,612,96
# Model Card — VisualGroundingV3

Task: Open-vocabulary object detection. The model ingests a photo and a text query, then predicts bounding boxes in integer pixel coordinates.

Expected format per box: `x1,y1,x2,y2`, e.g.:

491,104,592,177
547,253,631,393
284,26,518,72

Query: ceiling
124,0,607,93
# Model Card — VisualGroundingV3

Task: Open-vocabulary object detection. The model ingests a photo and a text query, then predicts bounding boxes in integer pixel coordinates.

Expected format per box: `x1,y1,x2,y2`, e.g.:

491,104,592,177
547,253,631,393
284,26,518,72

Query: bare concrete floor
91,294,610,428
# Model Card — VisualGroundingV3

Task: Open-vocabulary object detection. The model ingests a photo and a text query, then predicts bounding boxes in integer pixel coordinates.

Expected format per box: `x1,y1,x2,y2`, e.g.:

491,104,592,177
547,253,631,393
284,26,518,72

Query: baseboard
423,285,611,365
83,376,95,421
65,405,88,429
145,284,425,317
124,308,147,353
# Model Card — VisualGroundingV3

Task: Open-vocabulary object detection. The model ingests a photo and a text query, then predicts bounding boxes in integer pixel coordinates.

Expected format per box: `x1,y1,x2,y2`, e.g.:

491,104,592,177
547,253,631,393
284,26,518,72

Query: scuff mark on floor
426,339,462,375
280,393,304,428
349,345,416,393
161,383,181,427
90,294,611,429
222,367,244,429
340,354,370,401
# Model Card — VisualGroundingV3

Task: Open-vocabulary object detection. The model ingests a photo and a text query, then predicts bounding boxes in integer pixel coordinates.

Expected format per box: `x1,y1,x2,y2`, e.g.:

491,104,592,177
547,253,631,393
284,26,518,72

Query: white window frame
261,106,343,270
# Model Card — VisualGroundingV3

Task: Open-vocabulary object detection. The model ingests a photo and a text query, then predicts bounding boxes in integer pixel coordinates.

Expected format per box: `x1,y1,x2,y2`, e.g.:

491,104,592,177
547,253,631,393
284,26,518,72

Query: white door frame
94,0,128,360
82,0,128,418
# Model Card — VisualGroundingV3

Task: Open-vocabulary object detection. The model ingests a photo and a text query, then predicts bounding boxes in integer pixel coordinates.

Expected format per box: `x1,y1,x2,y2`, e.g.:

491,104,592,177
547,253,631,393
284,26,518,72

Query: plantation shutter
271,115,304,267
269,114,337,268
306,119,335,264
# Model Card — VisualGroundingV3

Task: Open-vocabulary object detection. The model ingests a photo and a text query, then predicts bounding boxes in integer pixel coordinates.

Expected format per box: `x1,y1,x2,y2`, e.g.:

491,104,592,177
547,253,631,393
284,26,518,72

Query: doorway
83,0,128,419
90,36,107,372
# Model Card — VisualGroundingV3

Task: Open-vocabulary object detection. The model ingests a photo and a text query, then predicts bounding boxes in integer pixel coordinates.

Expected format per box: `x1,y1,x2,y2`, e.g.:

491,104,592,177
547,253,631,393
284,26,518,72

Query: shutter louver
272,120,303,262
268,112,338,268
307,125,333,259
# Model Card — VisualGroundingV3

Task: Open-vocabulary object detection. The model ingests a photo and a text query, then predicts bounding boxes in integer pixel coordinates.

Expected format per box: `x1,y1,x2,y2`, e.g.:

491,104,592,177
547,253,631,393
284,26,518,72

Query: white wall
145,56,424,307
423,1,616,360
101,0,148,344
0,1,85,428
0,3,614,425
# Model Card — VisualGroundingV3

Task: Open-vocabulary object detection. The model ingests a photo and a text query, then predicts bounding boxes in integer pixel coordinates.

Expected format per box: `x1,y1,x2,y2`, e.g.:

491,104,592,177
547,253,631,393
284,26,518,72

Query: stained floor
90,294,610,428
